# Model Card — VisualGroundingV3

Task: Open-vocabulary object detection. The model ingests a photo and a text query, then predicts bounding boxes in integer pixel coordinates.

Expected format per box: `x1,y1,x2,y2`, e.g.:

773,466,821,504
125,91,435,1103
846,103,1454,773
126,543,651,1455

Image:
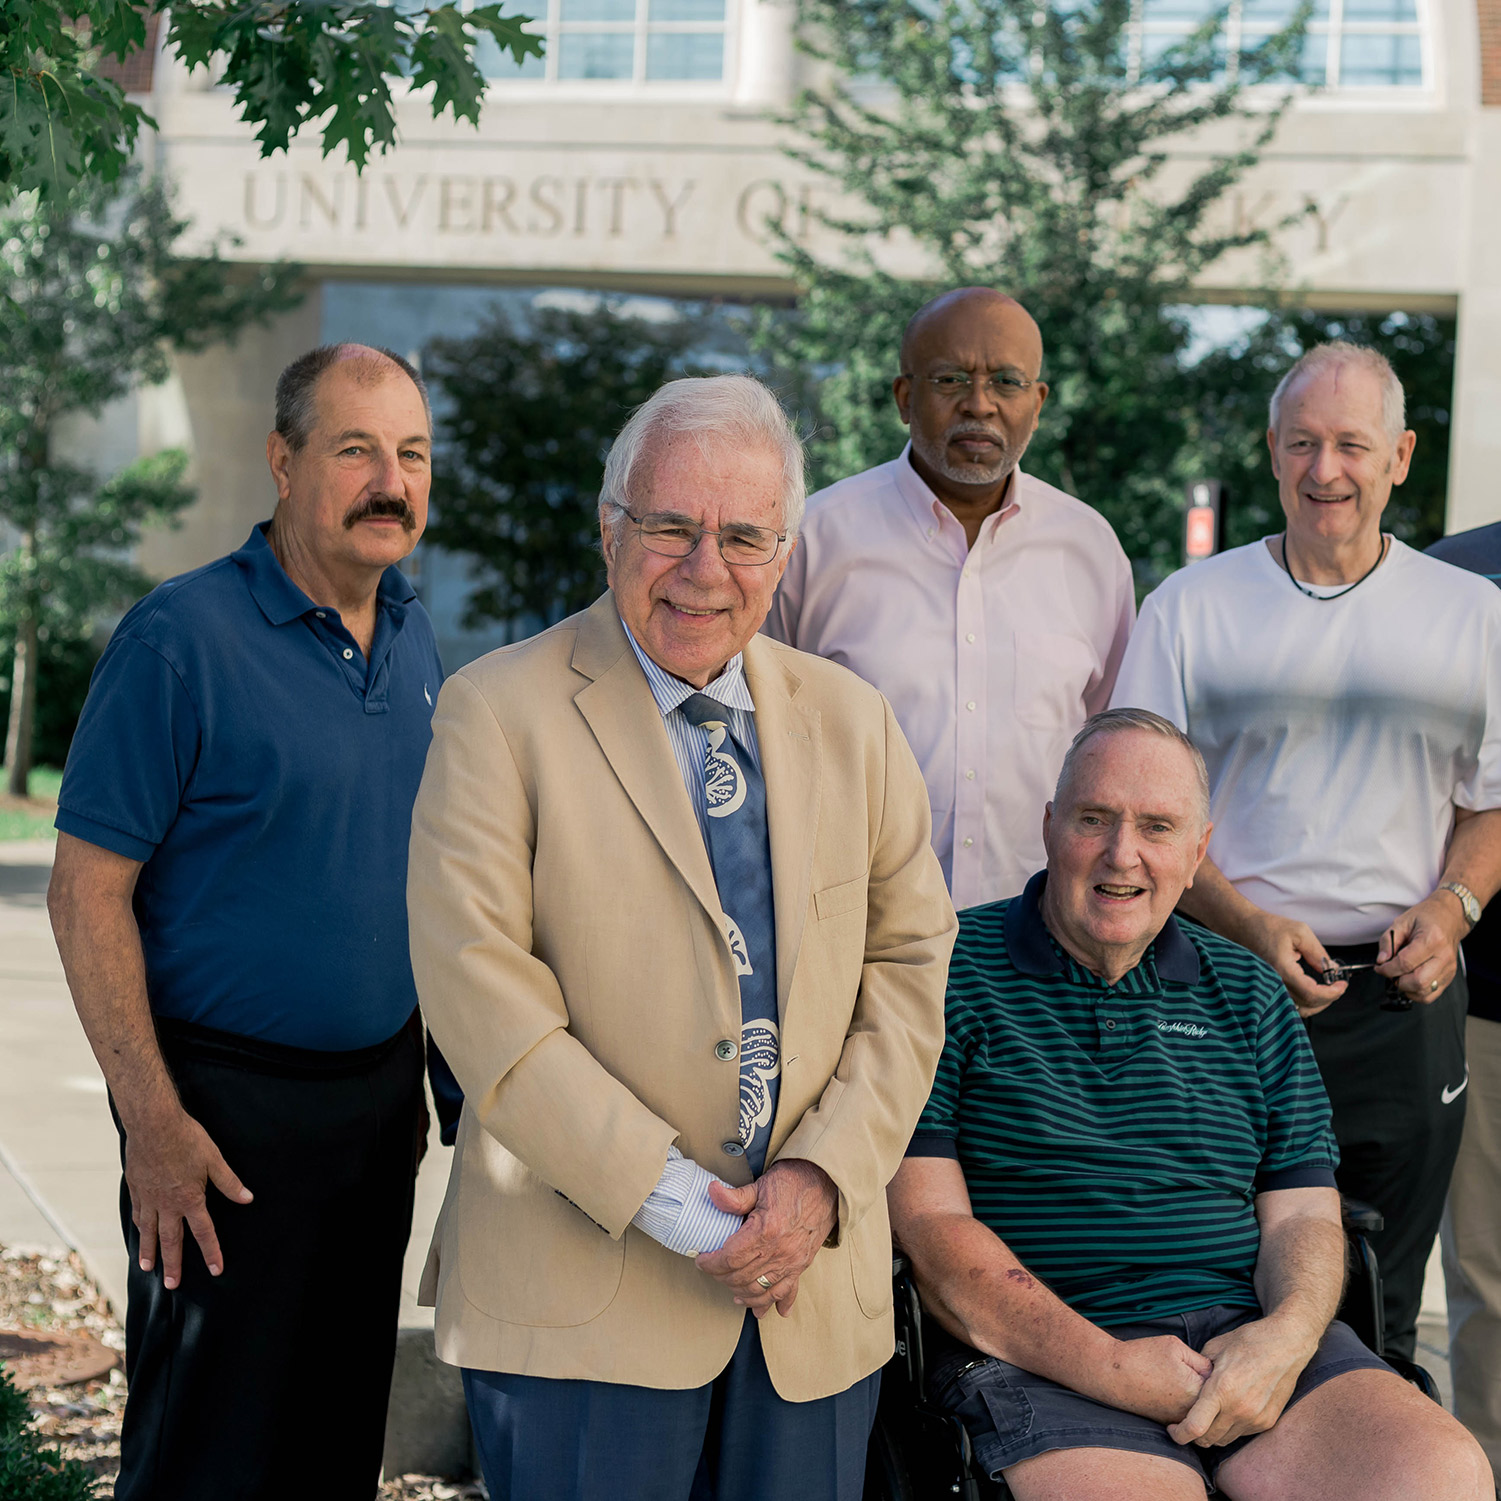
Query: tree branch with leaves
767,0,1312,574
1,1,542,202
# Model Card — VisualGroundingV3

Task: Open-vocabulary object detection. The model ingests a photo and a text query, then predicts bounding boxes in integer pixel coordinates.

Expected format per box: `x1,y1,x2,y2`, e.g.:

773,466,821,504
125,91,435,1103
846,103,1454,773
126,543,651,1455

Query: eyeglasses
917,372,1037,400
1320,960,1412,1012
616,507,786,567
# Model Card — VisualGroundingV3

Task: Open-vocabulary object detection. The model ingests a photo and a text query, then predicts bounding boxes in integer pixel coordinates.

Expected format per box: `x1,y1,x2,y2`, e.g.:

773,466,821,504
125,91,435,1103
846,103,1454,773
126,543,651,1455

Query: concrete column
733,0,797,107
1444,1,1501,533
1447,122,1501,532
136,289,324,581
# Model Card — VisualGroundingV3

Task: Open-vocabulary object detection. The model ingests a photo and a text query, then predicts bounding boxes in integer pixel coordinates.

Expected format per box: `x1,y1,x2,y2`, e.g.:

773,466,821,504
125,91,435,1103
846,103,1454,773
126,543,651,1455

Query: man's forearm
1251,1212,1345,1353
49,860,178,1132
904,1211,1117,1397
1443,808,1501,908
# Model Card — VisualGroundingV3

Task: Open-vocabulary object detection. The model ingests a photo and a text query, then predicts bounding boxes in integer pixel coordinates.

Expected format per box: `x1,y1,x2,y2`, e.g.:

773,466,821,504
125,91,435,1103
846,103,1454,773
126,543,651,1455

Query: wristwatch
1439,881,1482,929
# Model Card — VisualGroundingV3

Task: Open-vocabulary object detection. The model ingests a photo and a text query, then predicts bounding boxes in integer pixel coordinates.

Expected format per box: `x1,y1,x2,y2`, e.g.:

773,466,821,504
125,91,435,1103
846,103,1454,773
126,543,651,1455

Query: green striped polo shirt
909,871,1338,1326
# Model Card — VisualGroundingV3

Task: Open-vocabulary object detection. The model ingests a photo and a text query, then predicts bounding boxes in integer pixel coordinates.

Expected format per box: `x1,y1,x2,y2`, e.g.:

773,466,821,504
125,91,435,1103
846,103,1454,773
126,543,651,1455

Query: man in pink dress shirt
764,287,1135,908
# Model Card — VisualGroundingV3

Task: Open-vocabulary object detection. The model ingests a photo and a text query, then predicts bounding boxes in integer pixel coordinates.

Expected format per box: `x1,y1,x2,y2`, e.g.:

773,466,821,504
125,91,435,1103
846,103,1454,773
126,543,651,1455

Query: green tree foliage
0,175,300,794
422,301,711,626
0,1365,98,1501
0,635,98,775
1,2,541,203
1187,308,1456,551
769,0,1312,574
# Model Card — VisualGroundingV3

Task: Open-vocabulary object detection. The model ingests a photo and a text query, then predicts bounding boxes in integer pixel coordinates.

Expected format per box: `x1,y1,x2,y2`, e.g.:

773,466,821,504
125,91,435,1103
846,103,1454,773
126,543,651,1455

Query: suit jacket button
721,1141,745,1157
715,1039,738,1061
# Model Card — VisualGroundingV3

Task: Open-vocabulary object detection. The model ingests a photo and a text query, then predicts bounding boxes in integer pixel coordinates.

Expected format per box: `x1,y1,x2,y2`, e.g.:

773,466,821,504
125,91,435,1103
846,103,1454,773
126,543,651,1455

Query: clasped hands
695,1158,838,1318
1105,1314,1314,1450
1246,895,1466,1017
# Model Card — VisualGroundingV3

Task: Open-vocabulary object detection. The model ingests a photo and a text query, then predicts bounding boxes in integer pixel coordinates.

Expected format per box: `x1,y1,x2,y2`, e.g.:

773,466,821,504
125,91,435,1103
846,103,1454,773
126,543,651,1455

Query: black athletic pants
112,1013,426,1501
1305,950,1469,1360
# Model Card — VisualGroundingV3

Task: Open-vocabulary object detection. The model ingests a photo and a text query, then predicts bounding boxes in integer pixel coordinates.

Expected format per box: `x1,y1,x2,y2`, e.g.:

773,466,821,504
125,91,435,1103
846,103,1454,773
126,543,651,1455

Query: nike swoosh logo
1442,1066,1470,1105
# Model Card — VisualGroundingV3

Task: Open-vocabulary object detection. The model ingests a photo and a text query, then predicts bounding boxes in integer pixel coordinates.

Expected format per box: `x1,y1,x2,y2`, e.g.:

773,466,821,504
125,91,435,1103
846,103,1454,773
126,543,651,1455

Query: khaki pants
1443,1013,1501,1466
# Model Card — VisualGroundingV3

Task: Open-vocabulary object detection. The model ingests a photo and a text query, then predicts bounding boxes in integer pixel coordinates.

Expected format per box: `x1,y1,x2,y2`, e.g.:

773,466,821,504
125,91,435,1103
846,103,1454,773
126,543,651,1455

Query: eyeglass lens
635,513,781,565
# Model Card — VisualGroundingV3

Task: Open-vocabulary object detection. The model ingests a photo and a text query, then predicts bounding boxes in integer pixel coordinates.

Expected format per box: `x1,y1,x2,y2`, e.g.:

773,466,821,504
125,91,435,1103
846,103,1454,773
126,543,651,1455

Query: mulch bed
0,1241,487,1498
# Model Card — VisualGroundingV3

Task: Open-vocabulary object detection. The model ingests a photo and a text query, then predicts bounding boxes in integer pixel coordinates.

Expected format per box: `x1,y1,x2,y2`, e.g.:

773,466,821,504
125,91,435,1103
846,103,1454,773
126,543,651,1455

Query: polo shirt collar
1006,869,1202,985
619,615,756,719
893,443,1024,543
233,522,418,627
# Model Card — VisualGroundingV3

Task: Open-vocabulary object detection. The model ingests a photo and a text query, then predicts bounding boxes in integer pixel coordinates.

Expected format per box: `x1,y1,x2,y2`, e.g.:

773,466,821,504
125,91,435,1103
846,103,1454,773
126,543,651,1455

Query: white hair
598,374,806,547
1268,340,1406,444
1054,708,1211,829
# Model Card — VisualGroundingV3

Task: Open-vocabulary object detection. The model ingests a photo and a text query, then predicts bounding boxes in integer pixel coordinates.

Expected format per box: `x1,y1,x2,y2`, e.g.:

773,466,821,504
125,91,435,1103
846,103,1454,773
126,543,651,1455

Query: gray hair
598,375,806,548
1054,708,1211,828
274,343,431,452
1267,341,1406,444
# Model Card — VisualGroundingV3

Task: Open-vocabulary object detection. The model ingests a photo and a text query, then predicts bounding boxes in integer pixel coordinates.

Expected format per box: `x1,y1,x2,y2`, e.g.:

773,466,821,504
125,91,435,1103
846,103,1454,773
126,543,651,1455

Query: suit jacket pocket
814,872,869,922
455,1124,627,1328
850,1197,895,1318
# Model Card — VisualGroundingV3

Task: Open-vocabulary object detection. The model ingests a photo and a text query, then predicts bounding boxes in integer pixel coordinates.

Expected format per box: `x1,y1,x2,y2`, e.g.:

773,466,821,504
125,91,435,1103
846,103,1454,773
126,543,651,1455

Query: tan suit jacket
408,593,957,1401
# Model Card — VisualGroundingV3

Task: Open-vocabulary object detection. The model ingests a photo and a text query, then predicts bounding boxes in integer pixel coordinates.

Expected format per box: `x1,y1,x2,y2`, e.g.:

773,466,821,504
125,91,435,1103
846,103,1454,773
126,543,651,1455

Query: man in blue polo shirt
890,708,1490,1500
47,343,444,1501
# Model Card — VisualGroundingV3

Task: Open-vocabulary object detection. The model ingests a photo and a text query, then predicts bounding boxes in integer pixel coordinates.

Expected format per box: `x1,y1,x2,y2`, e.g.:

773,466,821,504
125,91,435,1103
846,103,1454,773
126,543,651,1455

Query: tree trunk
4,597,37,800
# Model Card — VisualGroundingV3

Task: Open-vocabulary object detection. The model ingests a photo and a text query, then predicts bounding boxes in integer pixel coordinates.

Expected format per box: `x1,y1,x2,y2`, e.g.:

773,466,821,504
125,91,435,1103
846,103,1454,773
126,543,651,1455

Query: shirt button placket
954,554,985,908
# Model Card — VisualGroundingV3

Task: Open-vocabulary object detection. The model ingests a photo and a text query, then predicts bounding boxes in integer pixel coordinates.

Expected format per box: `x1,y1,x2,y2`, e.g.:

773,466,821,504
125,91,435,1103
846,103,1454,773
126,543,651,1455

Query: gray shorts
927,1304,1390,1493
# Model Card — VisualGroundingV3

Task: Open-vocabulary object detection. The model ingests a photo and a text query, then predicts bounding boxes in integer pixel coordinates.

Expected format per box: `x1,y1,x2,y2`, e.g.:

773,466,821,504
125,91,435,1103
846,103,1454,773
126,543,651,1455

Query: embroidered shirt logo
1442,1066,1469,1105
1157,1019,1209,1039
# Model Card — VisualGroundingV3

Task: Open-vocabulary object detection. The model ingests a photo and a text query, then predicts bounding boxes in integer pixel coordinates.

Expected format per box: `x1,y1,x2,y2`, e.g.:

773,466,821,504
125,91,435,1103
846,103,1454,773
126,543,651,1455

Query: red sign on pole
1185,505,1217,561
1183,480,1225,565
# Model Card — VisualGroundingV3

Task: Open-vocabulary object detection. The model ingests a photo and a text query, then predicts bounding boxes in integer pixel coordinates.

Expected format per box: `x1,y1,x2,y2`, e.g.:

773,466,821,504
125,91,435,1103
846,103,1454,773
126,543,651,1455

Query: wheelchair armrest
1341,1197,1384,1235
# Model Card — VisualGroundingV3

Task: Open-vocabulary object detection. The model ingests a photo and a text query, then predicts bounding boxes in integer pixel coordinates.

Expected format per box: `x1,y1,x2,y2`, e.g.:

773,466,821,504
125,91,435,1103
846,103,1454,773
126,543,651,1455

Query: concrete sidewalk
0,838,469,1476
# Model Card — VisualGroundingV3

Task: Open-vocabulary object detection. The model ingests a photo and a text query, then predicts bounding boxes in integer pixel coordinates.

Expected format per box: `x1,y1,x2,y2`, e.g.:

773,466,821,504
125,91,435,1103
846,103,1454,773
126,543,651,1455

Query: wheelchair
863,1199,1439,1501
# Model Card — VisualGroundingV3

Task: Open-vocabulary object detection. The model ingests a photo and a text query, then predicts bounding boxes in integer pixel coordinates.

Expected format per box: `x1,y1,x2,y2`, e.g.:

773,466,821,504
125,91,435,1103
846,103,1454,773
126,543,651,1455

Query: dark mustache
344,494,417,530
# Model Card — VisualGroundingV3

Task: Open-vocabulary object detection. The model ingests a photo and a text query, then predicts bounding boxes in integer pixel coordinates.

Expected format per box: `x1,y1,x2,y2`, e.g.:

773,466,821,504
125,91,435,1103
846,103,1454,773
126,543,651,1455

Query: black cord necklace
1280,531,1389,601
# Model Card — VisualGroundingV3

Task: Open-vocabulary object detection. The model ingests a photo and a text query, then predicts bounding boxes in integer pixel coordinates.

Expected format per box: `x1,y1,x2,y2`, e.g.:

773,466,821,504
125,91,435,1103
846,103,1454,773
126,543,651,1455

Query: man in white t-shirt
1112,341,1501,1360
764,287,1134,908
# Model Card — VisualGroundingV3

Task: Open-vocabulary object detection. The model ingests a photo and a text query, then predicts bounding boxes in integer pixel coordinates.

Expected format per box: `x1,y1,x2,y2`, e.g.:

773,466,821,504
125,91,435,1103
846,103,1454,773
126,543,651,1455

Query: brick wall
95,11,159,95
1483,0,1501,104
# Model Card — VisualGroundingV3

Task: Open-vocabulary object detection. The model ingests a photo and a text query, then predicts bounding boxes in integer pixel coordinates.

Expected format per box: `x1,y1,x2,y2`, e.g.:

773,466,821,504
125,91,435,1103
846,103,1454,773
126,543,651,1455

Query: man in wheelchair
889,708,1492,1501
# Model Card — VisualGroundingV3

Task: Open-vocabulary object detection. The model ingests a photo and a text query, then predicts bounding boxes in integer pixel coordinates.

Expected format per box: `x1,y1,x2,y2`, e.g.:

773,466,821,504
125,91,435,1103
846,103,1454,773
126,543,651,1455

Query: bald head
274,342,430,453
899,288,1043,376
894,287,1048,501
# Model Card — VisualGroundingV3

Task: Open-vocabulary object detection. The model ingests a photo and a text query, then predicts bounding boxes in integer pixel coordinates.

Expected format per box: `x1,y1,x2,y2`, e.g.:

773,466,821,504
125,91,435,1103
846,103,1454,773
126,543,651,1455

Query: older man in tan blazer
408,374,956,1499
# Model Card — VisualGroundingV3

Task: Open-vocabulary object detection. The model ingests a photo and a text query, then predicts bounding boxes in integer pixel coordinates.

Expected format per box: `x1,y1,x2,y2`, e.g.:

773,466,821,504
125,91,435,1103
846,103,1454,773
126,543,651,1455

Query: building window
477,0,729,82
1136,0,1425,87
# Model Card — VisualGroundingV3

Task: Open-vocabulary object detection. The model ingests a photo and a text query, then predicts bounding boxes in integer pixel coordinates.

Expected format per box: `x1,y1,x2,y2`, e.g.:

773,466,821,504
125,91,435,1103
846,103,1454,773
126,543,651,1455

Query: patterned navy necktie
681,693,780,1176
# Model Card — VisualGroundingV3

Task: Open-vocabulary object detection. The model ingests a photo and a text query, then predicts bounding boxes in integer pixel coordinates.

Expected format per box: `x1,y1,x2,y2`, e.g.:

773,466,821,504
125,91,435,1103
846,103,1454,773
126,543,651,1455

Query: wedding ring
1430,981,1440,993
756,1274,773,1289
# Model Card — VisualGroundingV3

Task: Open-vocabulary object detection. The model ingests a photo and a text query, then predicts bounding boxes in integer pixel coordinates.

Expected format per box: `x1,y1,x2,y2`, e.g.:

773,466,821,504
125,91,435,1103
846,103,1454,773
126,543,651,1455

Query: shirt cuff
1255,1163,1339,1192
905,1129,960,1159
54,808,159,863
631,1146,744,1257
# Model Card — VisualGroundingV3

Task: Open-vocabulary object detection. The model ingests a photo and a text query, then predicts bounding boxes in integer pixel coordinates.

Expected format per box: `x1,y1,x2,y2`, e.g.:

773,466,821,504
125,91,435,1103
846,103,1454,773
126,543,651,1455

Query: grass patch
0,767,61,842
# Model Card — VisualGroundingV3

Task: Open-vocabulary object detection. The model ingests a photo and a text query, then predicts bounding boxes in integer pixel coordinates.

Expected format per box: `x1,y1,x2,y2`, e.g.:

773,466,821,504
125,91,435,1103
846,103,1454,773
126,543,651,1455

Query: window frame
479,0,738,90
1130,0,1429,91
